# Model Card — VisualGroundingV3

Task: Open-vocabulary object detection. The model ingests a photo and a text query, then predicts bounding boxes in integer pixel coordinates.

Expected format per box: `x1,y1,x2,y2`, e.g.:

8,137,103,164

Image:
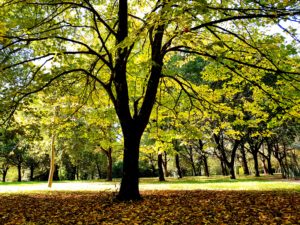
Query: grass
0,175,299,193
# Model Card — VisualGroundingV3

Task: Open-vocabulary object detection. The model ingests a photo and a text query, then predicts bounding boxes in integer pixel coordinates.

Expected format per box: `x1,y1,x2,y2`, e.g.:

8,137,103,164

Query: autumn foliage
0,190,299,224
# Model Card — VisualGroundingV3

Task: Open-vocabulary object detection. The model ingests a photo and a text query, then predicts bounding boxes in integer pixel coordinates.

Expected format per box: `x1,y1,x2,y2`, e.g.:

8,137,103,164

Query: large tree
1,0,299,200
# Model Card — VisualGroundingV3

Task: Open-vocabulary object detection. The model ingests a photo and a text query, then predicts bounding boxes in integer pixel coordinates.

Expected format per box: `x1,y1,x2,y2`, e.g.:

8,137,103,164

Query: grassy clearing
0,175,299,193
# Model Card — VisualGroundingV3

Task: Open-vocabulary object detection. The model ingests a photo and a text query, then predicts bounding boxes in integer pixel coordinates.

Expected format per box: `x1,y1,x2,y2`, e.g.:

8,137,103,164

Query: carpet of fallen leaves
0,190,299,225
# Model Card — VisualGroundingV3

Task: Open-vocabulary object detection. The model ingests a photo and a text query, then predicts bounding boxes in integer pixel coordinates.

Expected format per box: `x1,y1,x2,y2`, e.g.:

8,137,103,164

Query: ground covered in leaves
0,190,299,224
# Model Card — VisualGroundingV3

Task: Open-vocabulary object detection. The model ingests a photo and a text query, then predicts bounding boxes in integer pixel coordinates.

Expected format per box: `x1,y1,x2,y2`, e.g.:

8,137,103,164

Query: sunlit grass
0,175,299,194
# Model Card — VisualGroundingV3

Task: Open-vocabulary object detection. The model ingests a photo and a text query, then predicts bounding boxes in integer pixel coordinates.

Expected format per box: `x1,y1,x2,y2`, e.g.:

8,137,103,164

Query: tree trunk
240,144,250,175
266,144,274,175
150,156,156,177
96,162,101,179
198,159,202,176
48,134,55,187
175,154,182,178
162,151,168,177
229,163,236,179
17,163,22,182
2,167,8,182
53,165,59,181
191,162,197,176
221,160,228,176
100,147,113,181
279,159,287,179
262,157,268,174
114,0,165,201
267,157,273,175
116,131,141,200
158,152,165,181
203,155,209,177
29,165,34,181
106,148,113,181
2,171,6,182
253,152,260,177
75,166,79,180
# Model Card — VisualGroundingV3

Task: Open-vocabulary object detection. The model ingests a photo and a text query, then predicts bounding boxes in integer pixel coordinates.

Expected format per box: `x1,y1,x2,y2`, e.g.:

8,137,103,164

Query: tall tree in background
1,0,299,200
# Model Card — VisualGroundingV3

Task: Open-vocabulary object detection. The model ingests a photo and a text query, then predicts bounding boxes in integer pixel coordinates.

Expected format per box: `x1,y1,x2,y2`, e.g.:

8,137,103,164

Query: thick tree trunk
17,164,22,182
114,0,164,201
116,131,141,200
158,152,165,181
253,152,260,177
175,154,182,178
203,155,209,177
240,144,250,175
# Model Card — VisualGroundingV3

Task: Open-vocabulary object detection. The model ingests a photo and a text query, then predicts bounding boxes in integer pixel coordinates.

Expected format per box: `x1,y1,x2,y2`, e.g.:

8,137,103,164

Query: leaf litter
0,190,299,224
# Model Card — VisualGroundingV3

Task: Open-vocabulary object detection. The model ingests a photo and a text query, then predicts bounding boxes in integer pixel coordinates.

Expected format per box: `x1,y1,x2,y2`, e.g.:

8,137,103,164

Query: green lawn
0,175,299,193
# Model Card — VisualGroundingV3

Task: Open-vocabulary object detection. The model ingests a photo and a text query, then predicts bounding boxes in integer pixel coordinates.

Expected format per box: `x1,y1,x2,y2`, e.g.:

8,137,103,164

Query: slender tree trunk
29,165,34,181
278,159,287,178
253,152,260,177
175,154,182,178
203,155,209,177
53,165,59,181
150,156,156,177
158,152,165,181
267,154,274,175
262,158,268,174
2,167,8,182
229,163,236,179
96,163,101,179
266,144,274,175
267,157,273,175
221,160,228,176
48,134,55,187
75,166,79,180
106,148,113,181
100,147,113,181
191,162,197,176
240,144,250,175
2,171,6,182
17,164,22,182
162,151,168,177
198,160,202,176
